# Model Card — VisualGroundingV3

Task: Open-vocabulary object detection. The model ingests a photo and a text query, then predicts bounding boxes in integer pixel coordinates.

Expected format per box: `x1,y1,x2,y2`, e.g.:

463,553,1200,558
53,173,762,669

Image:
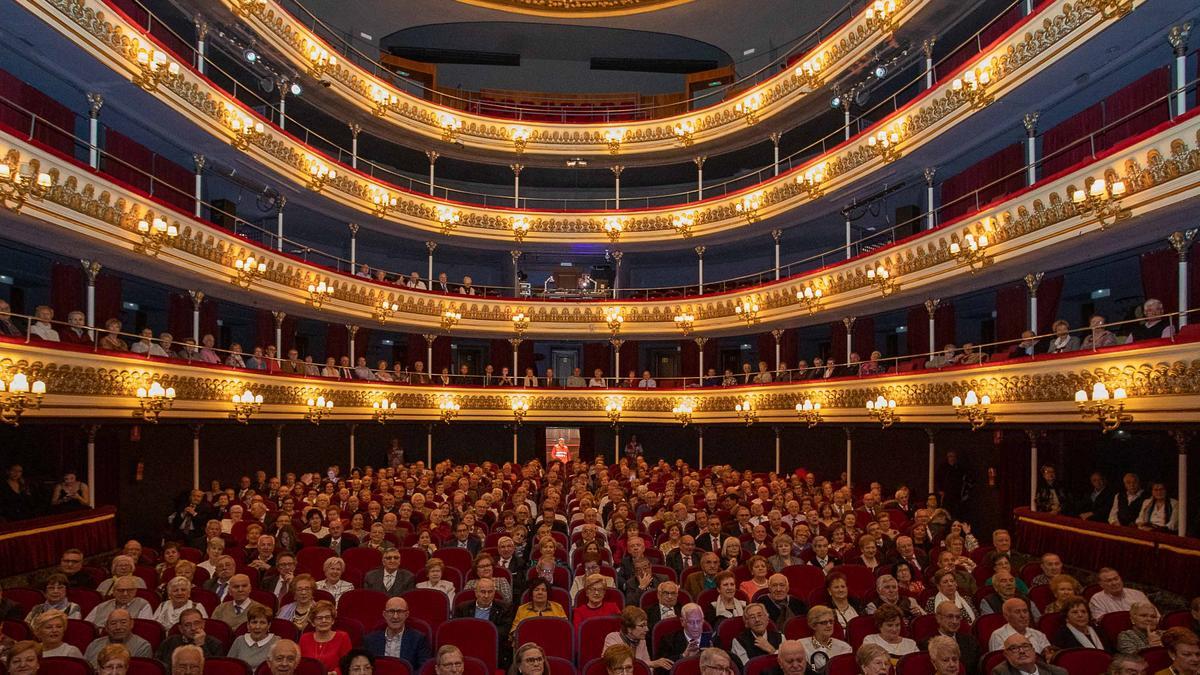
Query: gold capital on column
843,316,856,331
771,229,783,244
609,338,624,350
85,423,100,443
771,328,785,343
924,428,936,442
80,259,102,284
191,424,203,440
272,311,286,328
193,154,206,173
923,167,936,186
1168,21,1193,56
693,156,707,169
508,337,524,349
510,250,523,264
1171,430,1193,454
348,222,359,236
1169,229,1197,262
1024,272,1044,297
921,37,936,58
348,123,361,139
346,324,359,338
694,336,708,348
924,298,940,319
425,150,440,165
1023,112,1040,137
510,163,523,176
425,241,438,254
188,290,205,311
610,165,624,179
694,246,706,258
769,132,782,147
611,251,623,265
194,15,210,40
423,334,438,347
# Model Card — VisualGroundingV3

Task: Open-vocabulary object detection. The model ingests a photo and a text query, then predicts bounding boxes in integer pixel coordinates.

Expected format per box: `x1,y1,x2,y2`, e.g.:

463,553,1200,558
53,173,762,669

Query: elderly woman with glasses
299,600,352,672
603,606,674,670
798,605,852,660
509,643,548,675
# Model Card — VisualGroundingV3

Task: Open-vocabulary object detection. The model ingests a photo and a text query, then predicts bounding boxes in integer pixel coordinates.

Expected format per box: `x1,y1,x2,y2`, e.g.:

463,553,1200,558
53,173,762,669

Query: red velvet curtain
94,273,122,326
1041,103,1103,178
779,329,799,367
905,305,927,356
934,303,956,348
829,321,847,362
255,310,295,351
756,333,775,367
680,339,698,380
518,340,535,375
107,0,192,62
1100,68,1170,151
618,341,638,378
934,3,1021,83
167,292,191,340
1035,275,1065,333
153,155,195,212
325,323,348,360
940,144,1025,222
995,282,1028,344
702,337,719,372
406,334,427,368
1141,247,1180,314
102,129,153,194
584,342,610,377
354,326,371,360
432,336,452,372
50,262,84,317
490,339,512,371
852,317,876,357
200,299,218,339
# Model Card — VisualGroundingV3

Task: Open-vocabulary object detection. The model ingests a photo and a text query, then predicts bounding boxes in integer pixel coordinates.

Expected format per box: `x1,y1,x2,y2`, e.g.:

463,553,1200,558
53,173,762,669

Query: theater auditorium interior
2,0,1200,672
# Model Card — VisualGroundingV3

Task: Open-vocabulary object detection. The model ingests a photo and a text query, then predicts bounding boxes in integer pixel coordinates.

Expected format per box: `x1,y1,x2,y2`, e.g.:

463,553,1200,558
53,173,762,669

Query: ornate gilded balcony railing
2,335,1197,426
217,0,926,158
2,89,1196,338
14,0,1145,243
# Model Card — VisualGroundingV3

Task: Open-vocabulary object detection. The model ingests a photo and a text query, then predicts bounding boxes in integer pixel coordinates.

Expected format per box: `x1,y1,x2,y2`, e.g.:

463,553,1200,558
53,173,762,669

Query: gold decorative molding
15,0,1133,243
2,338,1198,425
3,108,1199,337
221,0,925,157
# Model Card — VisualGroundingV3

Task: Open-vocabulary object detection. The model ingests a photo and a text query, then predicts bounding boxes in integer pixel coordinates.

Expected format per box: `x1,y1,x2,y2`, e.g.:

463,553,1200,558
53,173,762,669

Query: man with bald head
988,598,1050,657
211,573,266,629
265,639,302,675
84,608,152,663
364,597,431,668
990,633,1066,675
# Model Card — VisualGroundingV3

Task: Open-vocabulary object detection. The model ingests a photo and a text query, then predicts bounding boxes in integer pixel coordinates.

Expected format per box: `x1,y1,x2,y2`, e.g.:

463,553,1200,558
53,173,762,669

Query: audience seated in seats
646,580,683,632
1117,602,1164,655
86,576,153,625
991,632,1066,675
857,643,892,675
226,604,280,669
1083,314,1120,349
96,555,147,596
1135,482,1180,532
1051,595,1106,651
265,639,303,674
799,605,853,660
25,574,81,623
729,602,784,668
1091,567,1152,620
659,603,713,662
575,573,622,628
1125,298,1175,342
603,606,674,670
1045,320,1081,354
363,596,431,670
299,599,352,671
988,598,1050,658
511,578,566,640
33,607,83,658
920,601,981,675
154,576,207,629
416,556,456,602
926,569,977,625
823,572,862,630
83,608,152,664
157,606,225,662
364,549,415,598
211,574,267,631
28,305,59,341
705,571,747,628
1159,627,1200,675
861,604,918,660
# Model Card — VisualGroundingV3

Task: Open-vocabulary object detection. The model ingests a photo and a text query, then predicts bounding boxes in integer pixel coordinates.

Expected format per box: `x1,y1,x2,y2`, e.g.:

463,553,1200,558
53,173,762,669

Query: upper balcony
8,0,1184,245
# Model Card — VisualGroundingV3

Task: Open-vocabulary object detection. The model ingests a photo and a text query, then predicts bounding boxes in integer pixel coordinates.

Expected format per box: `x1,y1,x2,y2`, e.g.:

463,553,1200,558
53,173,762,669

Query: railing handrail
2,69,1192,301
4,306,1193,390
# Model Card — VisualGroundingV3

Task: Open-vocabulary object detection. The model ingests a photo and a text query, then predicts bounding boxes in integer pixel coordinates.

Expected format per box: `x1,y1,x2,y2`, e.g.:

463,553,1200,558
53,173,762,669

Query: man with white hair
989,598,1050,657
1126,298,1175,342
170,644,205,674
264,639,301,674
660,603,713,662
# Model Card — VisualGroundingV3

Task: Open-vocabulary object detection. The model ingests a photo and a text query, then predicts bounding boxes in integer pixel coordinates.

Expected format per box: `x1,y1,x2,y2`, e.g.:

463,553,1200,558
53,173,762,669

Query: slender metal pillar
770,132,782,176
426,241,437,286
774,427,782,474
426,426,433,466
772,229,782,280
926,429,936,494
275,196,286,252
189,290,204,342
349,124,360,169
86,425,98,506
924,168,936,230
87,93,103,169
349,424,356,469
695,337,708,383
844,218,852,259
923,38,936,90
349,223,359,268
926,299,940,356
191,425,202,490
843,317,855,363
612,165,624,208
1025,273,1043,333
1174,431,1190,536
694,156,706,199
1024,113,1039,186
772,329,783,370
193,154,205,219
511,164,523,207
1169,24,1192,117
347,325,359,363
695,246,705,289
511,250,522,296
845,429,853,488
1170,230,1197,327
275,425,283,478
82,260,100,334
426,151,439,196
195,18,209,75
1028,431,1039,510
698,427,705,469
424,335,436,375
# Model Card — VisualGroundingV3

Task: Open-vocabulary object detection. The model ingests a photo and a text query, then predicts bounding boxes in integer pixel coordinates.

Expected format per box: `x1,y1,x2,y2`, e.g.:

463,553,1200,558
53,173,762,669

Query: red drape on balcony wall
167,292,190,341
0,68,75,155
94,273,122,325
102,129,152,194
584,342,610,377
852,317,876,358
939,144,1025,222
618,341,639,378
406,334,427,368
829,322,847,362
680,340,698,381
934,303,956,349
995,282,1029,344
755,333,775,368
905,305,928,356
255,310,295,352
1035,275,1065,332
780,329,799,367
432,335,452,372
1141,247,1180,314
489,339,512,371
50,262,84,317
1101,67,1170,150
1041,103,1103,178
518,340,535,375
153,155,195,213
702,337,719,372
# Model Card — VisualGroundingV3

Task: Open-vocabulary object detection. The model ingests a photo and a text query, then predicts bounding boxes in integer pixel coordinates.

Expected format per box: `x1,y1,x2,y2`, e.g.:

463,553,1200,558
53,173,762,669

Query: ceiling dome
454,0,696,18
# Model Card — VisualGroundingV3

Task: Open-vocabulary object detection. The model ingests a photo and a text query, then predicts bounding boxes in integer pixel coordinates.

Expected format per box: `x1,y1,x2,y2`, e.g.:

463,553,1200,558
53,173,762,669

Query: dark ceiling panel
589,57,719,73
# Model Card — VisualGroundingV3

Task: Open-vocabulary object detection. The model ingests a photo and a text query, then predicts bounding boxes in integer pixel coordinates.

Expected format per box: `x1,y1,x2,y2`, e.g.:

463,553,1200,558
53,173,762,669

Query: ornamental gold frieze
4,341,1199,424
224,0,919,156
26,0,1132,243
3,114,1199,337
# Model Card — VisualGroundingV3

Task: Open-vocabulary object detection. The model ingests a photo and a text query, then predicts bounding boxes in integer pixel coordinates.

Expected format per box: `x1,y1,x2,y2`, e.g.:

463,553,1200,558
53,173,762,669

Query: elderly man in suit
210,574,267,630
363,597,431,669
646,581,684,633
363,548,416,598
921,601,982,675
990,633,1066,675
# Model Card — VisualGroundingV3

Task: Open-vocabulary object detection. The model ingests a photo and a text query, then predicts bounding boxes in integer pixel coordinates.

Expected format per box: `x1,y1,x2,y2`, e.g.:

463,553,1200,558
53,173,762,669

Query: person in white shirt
197,538,226,575
406,272,427,290
988,598,1051,657
1135,482,1180,533
861,605,918,658
316,557,355,603
85,577,154,625
1089,568,1150,619
153,576,208,630
798,605,852,660
588,368,607,387
28,305,59,341
637,370,657,388
149,332,173,358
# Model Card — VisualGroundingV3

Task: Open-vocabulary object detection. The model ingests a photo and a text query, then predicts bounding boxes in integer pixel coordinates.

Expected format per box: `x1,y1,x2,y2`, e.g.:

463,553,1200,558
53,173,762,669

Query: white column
771,132,782,176
611,339,623,382
844,217,852,259
272,312,285,355
696,246,705,289
513,431,518,465
192,425,201,490
774,427,781,474
1171,230,1197,327
275,196,286,252
695,337,707,383
193,154,205,219
189,290,203,342
698,427,705,470
1025,273,1043,333
844,106,852,141
612,165,624,209
926,429,936,495
347,325,358,364
926,299,940,356
612,251,623,293
275,425,283,478
426,241,437,286
426,151,439,196
81,260,100,334
845,429,853,488
924,168,936,230
1028,431,1039,510
426,426,433,466
510,339,521,379
349,424,356,469
923,38,935,90
349,124,360,169
278,85,287,131
349,223,358,268
1024,113,1039,186
843,317,855,363
511,164,522,208
1169,24,1191,116
195,19,208,75
694,156,706,200
772,329,783,370
86,425,98,506
87,93,102,169
1175,432,1189,536
772,229,782,280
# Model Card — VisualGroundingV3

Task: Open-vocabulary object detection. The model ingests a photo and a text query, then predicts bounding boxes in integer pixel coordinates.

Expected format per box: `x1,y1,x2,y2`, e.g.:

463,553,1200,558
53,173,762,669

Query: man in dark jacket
920,600,982,675
156,608,225,663
363,597,431,670
452,578,512,667
730,603,784,668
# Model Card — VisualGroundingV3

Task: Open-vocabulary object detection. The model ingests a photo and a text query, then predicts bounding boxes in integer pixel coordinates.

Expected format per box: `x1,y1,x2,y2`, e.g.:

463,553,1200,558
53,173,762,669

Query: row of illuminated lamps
0,369,1131,432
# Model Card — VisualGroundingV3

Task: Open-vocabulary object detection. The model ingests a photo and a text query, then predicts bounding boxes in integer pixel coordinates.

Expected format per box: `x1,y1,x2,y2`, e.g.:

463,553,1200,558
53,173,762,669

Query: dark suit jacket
990,662,1066,675
446,537,482,556
318,535,358,556
761,595,807,627
156,635,225,663
452,600,512,636
665,549,701,577
1080,488,1116,522
695,532,723,553
1052,625,1106,651
363,628,432,669
658,630,714,661
645,604,682,632
922,632,981,675
362,568,415,597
